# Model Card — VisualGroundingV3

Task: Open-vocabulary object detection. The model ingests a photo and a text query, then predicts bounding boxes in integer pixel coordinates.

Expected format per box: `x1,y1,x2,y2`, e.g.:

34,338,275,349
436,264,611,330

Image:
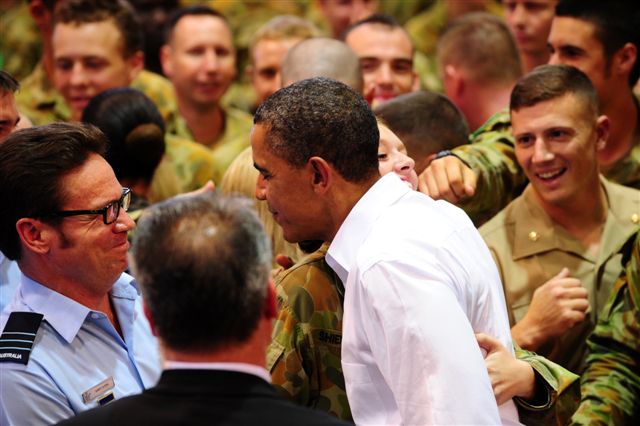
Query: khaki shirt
480,178,640,373
168,106,253,185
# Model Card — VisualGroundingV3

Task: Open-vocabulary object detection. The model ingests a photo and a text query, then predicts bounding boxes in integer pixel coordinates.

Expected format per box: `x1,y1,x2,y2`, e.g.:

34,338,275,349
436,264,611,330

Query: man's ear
263,279,277,320
126,51,145,83
595,115,610,151
143,302,157,336
15,218,52,255
443,64,464,98
614,42,637,80
308,157,332,194
411,70,421,92
160,44,173,77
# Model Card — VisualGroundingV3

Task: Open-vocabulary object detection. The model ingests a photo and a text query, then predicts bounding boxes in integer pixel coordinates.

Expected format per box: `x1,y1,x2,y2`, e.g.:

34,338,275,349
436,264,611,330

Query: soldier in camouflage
570,230,640,424
418,0,640,227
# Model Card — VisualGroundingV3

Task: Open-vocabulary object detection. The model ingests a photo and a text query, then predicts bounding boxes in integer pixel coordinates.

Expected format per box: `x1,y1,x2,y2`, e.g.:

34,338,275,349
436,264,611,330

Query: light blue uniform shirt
0,273,162,425
0,253,21,314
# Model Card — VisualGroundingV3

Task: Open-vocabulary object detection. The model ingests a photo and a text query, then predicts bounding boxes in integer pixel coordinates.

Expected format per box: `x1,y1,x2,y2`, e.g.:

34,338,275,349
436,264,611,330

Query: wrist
511,321,541,352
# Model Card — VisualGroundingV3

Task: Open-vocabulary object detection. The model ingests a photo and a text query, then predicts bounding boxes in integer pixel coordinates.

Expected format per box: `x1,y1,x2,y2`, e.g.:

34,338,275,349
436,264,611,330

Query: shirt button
631,213,639,224
528,231,539,242
91,313,100,319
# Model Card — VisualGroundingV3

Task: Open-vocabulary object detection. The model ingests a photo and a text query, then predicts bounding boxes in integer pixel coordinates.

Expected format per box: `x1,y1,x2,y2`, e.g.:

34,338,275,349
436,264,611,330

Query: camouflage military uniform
164,134,216,192
515,347,581,426
455,106,640,226
267,244,351,421
268,244,580,423
167,106,253,185
571,230,640,424
0,3,41,80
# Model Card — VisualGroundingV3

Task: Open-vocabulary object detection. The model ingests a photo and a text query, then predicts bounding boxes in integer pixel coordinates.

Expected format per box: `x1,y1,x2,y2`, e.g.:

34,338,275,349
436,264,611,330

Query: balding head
281,38,363,93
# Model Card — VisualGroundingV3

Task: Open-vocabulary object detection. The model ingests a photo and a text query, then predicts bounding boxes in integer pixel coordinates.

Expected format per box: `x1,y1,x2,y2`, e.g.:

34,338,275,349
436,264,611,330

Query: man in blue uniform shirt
0,123,161,425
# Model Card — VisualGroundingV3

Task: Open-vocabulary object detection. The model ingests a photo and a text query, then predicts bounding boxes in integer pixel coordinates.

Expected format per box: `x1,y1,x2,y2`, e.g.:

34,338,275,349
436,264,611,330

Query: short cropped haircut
375,91,469,174
510,64,599,119
556,0,640,87
342,13,402,41
0,70,19,94
0,123,107,260
164,5,229,45
254,77,379,183
131,192,272,352
249,15,320,61
438,12,522,86
54,0,143,58
82,88,165,185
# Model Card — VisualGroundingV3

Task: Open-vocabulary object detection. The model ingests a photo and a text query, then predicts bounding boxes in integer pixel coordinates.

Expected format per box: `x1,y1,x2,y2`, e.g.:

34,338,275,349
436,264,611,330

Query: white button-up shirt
327,173,520,425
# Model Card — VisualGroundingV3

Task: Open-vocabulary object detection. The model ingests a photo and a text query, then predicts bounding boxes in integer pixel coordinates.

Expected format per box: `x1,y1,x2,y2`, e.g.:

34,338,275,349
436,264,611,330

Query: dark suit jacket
58,369,351,425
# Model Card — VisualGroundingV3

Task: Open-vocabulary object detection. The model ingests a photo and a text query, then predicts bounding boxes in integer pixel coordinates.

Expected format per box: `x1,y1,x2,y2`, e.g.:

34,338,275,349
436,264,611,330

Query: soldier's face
503,0,556,56
161,15,236,110
512,93,608,210
377,123,418,190
250,38,301,106
53,19,143,121
0,92,20,142
346,24,418,108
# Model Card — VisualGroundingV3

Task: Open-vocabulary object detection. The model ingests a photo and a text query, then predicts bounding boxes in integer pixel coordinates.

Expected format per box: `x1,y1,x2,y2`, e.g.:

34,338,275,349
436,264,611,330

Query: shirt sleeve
357,260,502,425
570,235,640,425
1,363,75,425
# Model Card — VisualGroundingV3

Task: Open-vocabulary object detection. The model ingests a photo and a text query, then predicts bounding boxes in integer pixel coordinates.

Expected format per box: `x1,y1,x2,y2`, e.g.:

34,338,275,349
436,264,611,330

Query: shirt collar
327,173,411,284
164,361,271,383
19,272,137,344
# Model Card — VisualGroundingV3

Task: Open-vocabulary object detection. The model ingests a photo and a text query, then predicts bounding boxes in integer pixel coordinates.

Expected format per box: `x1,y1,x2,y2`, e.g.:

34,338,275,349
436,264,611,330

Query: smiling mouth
536,168,567,180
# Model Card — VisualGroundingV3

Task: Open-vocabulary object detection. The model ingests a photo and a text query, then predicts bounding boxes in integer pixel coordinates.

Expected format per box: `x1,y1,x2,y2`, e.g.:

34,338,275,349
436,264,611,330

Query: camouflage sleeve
571,231,640,425
453,109,529,226
267,251,351,421
514,347,581,426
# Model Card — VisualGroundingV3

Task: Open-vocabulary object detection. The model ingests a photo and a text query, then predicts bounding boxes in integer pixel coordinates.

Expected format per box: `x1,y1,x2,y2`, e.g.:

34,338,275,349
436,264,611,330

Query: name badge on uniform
82,377,115,404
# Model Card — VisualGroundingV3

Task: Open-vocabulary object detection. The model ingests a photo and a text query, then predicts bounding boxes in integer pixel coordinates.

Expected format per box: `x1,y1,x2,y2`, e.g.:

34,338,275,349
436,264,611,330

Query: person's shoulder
55,392,143,426
0,310,44,369
469,108,513,144
479,194,524,239
261,394,351,425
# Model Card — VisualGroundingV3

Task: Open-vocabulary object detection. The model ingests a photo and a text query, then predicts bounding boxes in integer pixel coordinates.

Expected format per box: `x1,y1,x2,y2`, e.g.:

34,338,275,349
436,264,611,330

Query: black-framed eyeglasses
49,188,132,225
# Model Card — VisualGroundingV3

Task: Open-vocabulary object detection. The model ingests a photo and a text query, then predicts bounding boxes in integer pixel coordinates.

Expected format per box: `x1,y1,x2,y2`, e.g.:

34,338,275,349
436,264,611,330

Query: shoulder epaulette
0,312,44,365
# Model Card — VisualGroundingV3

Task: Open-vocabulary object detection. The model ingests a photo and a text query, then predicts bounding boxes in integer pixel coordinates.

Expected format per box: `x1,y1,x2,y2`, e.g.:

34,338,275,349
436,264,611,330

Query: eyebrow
253,162,270,175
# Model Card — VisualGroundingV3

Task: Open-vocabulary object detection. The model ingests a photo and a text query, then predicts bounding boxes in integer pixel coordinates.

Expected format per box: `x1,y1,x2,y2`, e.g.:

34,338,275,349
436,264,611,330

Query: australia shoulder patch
0,312,44,365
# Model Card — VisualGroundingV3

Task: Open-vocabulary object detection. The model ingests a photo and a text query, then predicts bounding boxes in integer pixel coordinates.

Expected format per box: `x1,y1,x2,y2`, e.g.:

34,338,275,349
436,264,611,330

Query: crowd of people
0,0,639,425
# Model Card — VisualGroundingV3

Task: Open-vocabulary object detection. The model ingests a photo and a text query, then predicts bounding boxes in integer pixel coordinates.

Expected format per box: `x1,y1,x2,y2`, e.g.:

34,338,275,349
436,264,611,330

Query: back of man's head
510,64,599,118
281,38,363,92
555,0,640,87
254,77,378,183
131,192,271,352
0,123,107,261
374,91,470,174
438,12,522,87
54,0,142,58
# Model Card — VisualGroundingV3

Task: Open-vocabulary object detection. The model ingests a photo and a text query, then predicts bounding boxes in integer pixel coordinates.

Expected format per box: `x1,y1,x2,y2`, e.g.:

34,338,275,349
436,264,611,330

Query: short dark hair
54,0,143,58
510,64,599,119
0,70,19,94
342,13,402,41
0,123,108,260
164,5,229,45
82,88,165,185
375,91,470,174
438,12,522,86
556,0,640,86
131,192,271,352
254,77,379,183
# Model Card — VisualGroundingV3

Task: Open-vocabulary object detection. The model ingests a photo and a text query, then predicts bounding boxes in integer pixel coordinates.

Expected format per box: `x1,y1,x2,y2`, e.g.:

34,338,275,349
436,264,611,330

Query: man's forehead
549,17,599,46
53,20,126,57
171,15,233,45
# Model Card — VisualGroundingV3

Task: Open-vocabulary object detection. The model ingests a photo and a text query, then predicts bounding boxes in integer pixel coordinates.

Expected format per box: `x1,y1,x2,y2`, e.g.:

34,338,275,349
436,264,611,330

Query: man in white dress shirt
252,77,521,425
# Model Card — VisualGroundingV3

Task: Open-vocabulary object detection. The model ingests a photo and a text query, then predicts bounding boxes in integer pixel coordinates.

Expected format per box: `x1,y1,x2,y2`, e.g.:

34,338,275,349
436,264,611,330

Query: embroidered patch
0,312,44,365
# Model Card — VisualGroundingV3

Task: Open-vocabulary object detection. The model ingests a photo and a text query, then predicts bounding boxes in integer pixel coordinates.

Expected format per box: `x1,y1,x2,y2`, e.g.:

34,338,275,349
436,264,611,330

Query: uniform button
91,313,100,319
632,213,639,224
528,231,539,242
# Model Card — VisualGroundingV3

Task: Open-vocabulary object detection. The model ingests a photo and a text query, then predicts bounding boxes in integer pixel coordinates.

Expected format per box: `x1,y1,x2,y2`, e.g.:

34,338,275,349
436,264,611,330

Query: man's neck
466,84,512,131
537,178,608,250
520,50,549,74
176,97,225,147
325,175,379,242
599,89,638,169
